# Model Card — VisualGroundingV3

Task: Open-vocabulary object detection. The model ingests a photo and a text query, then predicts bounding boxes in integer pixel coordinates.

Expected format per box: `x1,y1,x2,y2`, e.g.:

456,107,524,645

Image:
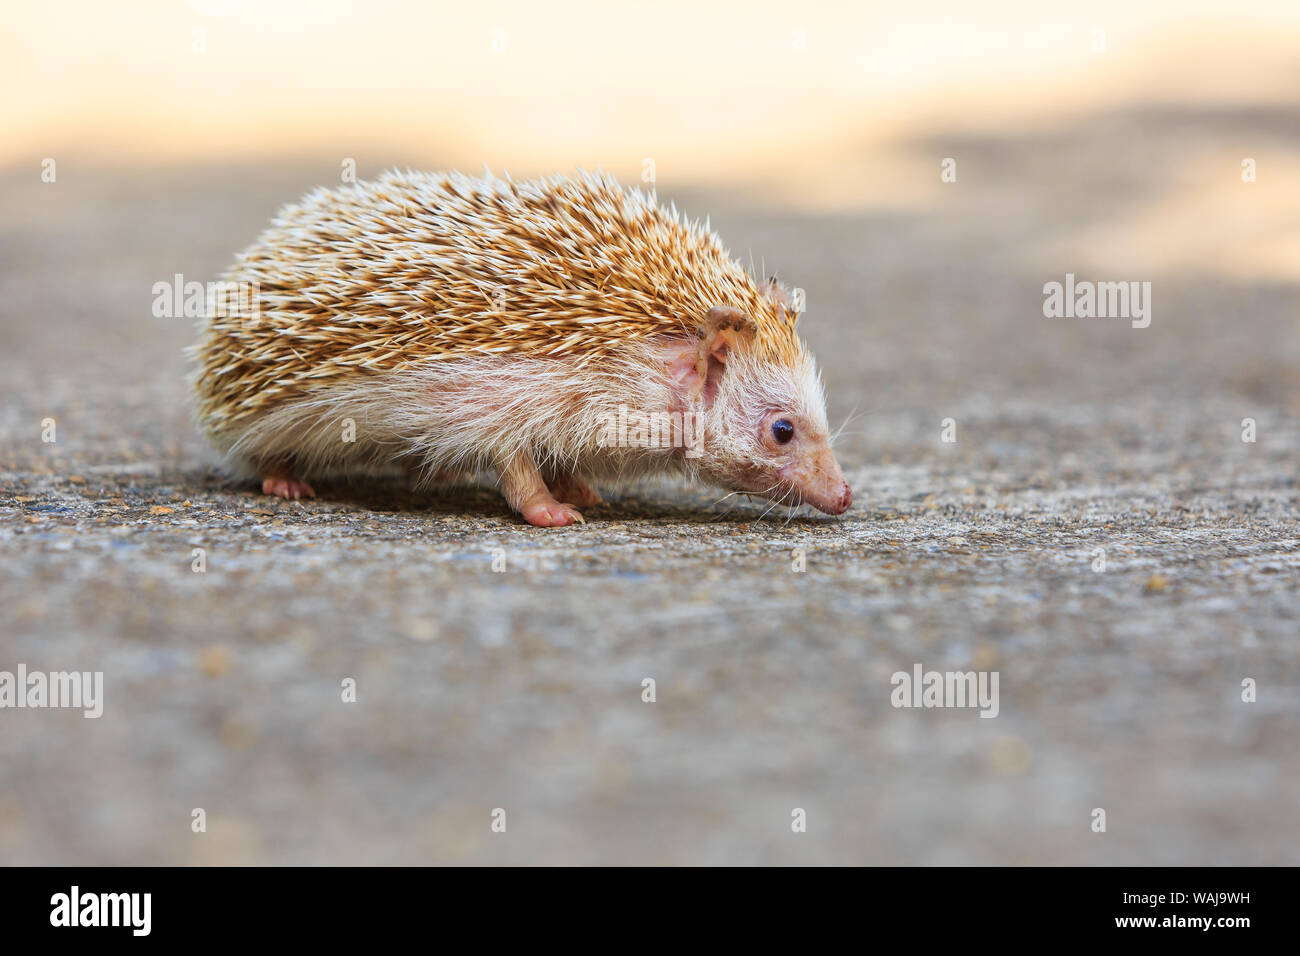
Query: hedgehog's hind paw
547,473,603,509
261,474,316,501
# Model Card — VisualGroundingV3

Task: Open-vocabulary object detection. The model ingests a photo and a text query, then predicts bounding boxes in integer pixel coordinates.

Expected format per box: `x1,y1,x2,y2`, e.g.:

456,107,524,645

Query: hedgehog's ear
760,278,799,324
759,279,791,310
698,305,748,365
666,334,730,406
667,306,749,405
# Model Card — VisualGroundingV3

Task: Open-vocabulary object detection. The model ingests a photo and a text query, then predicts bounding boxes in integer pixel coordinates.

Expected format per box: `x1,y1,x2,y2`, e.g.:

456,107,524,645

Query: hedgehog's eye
771,419,795,444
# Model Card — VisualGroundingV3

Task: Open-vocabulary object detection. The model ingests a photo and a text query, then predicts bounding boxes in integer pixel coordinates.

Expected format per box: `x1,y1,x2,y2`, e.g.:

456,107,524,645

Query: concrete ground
1,106,1297,864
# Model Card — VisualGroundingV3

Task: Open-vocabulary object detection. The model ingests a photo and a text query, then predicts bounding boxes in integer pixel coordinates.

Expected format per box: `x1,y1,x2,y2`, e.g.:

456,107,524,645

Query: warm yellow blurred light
4,1,1298,274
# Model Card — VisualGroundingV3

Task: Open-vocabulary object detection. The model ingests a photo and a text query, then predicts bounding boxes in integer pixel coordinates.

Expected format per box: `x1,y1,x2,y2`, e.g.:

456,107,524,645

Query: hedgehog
190,169,852,527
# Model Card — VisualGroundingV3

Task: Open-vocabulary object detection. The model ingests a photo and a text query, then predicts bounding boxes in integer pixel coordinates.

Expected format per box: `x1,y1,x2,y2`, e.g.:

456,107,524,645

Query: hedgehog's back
191,169,793,437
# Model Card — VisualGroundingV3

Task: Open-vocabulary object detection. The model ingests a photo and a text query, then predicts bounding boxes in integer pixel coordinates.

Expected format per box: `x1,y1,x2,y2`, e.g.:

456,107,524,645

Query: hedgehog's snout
823,479,853,515
777,448,852,516
803,464,852,516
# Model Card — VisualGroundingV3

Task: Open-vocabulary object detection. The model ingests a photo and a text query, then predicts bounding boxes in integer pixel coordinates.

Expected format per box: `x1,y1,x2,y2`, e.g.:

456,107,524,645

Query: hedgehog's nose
832,481,852,514
820,480,852,515
802,459,851,516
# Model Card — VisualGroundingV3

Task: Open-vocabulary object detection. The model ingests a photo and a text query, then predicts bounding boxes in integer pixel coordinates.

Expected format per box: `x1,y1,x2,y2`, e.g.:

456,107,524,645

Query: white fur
213,334,830,505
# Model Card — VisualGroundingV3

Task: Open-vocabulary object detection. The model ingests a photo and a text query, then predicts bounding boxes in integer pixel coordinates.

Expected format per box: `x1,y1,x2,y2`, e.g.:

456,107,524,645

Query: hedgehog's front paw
261,475,316,500
519,492,585,527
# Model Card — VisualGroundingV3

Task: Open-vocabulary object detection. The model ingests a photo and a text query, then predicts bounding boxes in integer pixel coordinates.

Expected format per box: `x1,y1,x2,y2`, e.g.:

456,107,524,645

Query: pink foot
519,492,585,527
261,475,316,500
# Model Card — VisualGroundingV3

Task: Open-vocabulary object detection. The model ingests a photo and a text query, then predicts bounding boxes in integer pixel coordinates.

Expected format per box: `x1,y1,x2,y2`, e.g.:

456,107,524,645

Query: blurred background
6,1,1300,237
0,1,1297,865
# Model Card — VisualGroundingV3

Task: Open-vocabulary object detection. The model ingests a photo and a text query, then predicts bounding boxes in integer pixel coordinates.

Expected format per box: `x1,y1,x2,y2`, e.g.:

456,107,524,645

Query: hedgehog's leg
546,472,603,509
499,450,585,527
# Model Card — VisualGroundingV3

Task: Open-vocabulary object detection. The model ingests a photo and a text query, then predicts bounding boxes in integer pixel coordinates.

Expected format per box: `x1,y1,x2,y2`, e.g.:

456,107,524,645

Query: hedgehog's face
667,334,852,516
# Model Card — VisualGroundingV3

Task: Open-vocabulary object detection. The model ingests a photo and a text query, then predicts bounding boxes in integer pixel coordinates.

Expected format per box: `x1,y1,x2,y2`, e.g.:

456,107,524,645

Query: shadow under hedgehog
190,169,851,527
